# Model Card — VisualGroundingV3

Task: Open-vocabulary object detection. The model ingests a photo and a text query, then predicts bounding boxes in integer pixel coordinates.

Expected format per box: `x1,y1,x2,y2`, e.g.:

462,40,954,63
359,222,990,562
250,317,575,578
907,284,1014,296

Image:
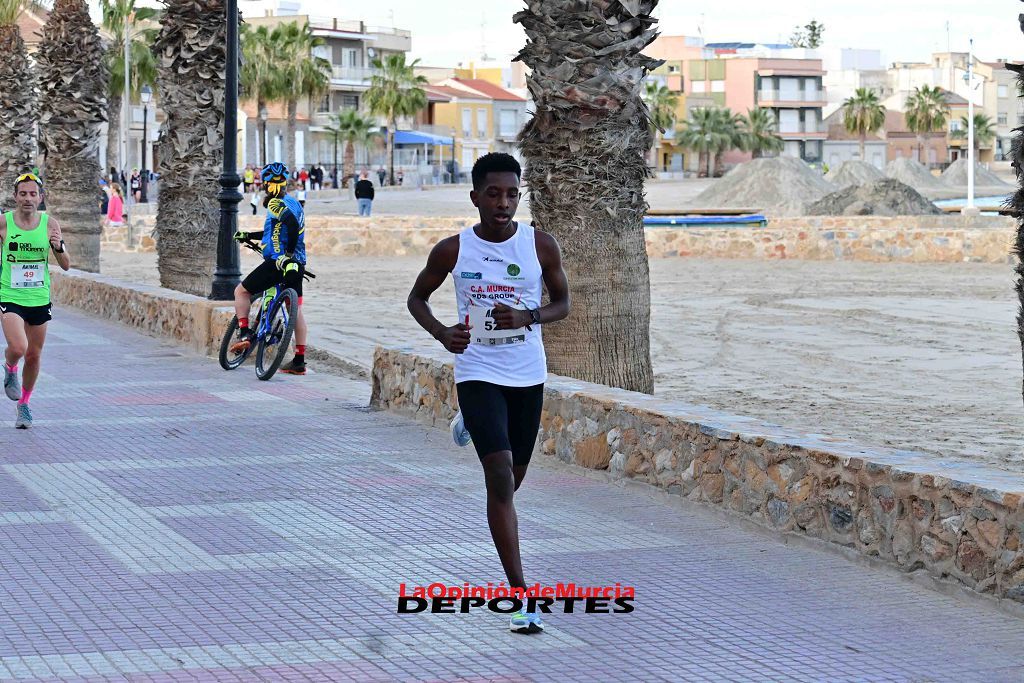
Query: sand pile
940,158,1012,188
692,157,834,215
885,157,943,191
806,178,942,216
825,160,885,189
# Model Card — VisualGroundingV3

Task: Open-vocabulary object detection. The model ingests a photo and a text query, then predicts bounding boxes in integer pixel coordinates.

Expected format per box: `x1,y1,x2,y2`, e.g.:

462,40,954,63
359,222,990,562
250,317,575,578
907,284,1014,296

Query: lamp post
210,0,242,300
259,105,268,166
140,85,152,203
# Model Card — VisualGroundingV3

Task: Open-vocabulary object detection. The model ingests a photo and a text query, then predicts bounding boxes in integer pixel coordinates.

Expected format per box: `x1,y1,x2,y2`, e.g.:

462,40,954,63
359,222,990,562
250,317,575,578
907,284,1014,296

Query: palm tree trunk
918,136,924,165
153,0,226,295
285,98,297,171
859,134,866,162
1013,63,1024,406
697,151,707,177
36,0,108,273
0,26,37,213
343,140,355,188
105,94,122,179
713,150,724,177
386,116,396,185
516,1,659,394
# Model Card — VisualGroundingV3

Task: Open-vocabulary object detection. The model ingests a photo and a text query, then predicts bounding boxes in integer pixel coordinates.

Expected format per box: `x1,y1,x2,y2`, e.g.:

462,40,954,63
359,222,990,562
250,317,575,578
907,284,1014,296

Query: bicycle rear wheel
219,316,252,370
254,288,298,380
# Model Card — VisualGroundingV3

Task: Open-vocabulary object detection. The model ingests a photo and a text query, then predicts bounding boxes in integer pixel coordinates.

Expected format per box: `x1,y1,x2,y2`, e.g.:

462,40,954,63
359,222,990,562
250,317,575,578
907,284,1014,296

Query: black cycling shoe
229,328,255,354
279,358,306,375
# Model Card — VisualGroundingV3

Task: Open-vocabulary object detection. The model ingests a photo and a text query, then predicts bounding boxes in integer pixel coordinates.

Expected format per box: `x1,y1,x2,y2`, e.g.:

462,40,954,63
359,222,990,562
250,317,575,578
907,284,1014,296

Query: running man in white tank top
408,153,570,634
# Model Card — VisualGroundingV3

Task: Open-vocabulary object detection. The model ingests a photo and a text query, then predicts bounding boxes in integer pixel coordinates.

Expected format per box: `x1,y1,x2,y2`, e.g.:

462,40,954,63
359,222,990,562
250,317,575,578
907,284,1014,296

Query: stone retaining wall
103,214,1016,264
371,347,1024,604
51,270,234,356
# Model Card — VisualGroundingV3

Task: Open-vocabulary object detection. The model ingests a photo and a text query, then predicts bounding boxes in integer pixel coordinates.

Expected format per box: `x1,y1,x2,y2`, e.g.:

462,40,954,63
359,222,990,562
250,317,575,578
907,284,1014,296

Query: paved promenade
1,309,1023,682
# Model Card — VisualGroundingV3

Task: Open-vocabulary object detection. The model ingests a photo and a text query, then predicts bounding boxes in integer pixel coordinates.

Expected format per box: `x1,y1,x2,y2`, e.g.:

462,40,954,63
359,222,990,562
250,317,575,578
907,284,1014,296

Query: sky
87,0,1015,66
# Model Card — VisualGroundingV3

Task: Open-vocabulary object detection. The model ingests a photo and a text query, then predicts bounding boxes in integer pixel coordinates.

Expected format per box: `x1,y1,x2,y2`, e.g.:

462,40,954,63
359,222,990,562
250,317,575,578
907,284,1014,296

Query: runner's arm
47,216,71,271
535,230,570,324
408,237,470,353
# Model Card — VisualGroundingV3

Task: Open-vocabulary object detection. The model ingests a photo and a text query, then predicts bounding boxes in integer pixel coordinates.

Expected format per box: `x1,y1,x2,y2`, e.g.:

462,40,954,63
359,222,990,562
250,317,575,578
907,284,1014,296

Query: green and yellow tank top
1,212,51,306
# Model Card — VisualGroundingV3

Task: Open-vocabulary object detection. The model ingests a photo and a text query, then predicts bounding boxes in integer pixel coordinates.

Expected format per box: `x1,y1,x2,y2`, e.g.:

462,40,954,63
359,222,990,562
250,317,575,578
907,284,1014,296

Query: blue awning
394,130,454,146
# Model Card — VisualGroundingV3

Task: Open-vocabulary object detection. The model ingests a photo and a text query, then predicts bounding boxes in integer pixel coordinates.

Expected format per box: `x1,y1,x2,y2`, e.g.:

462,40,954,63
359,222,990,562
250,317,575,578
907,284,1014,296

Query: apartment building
239,1,412,169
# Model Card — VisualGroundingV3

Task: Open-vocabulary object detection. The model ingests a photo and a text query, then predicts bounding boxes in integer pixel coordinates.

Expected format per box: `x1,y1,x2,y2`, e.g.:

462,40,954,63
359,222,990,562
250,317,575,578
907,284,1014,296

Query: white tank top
452,222,546,387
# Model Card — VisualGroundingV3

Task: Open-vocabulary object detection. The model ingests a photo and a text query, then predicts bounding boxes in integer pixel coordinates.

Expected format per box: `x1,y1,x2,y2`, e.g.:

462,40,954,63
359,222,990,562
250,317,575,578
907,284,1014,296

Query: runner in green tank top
1,173,70,429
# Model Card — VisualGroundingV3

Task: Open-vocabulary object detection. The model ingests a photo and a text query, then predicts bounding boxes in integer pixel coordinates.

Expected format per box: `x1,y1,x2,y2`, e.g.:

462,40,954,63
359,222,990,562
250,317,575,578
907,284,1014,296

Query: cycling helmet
261,162,289,198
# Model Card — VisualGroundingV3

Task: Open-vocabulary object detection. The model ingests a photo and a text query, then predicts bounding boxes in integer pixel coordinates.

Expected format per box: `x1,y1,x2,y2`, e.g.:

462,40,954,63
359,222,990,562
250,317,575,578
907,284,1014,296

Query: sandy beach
100,251,1022,472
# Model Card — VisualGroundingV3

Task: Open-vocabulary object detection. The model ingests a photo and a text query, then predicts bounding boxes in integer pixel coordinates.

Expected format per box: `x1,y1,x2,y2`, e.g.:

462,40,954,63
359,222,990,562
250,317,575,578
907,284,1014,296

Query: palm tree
710,107,744,177
739,107,784,159
0,0,39,211
152,0,225,295
36,0,108,272
643,81,677,171
364,53,427,185
325,109,379,188
275,20,330,172
241,23,284,166
100,0,158,178
842,88,886,162
904,85,949,165
951,113,996,161
516,0,661,394
679,107,730,178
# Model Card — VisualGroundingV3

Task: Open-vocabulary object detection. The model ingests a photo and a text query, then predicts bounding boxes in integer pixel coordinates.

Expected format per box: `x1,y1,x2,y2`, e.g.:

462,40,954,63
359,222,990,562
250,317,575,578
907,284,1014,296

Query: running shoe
526,611,545,633
228,328,254,355
15,403,31,429
279,358,306,375
509,610,531,634
3,365,19,401
450,410,471,447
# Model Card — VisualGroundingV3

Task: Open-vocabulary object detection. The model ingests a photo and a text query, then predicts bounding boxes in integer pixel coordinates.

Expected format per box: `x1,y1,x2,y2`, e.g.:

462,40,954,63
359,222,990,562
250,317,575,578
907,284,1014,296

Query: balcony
332,66,378,86
777,122,827,139
757,90,828,107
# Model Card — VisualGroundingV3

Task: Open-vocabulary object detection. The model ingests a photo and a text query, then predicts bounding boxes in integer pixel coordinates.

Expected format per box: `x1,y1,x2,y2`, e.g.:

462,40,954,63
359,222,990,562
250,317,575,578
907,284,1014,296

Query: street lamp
140,84,152,203
259,105,268,166
209,0,242,300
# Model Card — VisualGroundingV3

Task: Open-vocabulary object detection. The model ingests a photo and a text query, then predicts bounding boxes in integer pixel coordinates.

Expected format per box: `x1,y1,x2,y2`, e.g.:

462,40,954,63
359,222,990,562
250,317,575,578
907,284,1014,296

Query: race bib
468,306,526,347
11,263,45,288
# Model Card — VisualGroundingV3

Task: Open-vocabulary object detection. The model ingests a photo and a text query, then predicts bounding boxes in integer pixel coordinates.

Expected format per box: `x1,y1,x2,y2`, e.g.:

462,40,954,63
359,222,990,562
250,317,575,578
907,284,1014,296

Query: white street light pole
123,17,132,241
967,38,975,209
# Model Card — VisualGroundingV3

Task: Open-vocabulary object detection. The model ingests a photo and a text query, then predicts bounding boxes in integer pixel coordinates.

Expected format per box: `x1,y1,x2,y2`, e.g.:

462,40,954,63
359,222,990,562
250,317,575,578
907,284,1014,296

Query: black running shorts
456,380,545,466
0,301,52,326
241,259,304,298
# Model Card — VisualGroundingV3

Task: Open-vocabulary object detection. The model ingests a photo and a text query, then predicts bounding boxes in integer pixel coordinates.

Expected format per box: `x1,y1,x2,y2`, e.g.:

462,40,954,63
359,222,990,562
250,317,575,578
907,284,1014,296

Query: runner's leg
22,322,47,396
481,449,526,589
3,313,28,368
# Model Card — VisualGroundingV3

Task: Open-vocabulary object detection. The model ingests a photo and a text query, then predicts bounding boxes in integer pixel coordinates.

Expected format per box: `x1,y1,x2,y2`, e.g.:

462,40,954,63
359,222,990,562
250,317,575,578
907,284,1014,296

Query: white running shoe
450,411,472,447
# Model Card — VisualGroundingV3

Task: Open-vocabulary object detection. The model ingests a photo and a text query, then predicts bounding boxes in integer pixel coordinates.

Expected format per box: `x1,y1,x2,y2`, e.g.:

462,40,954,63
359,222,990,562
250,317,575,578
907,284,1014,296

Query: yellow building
424,84,493,178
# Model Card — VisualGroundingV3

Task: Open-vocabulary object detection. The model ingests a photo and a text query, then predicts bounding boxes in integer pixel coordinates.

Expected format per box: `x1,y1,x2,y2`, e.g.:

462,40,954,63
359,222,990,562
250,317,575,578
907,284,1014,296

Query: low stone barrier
371,346,1024,605
103,214,1016,264
51,270,234,356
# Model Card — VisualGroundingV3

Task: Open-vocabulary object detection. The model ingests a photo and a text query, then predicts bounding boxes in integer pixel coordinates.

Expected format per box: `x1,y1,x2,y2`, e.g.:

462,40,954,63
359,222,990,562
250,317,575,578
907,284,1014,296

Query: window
999,113,1008,125
462,109,472,137
345,48,358,68
317,94,330,113
340,94,359,109
691,80,706,94
477,108,488,138
710,80,725,93
668,65,680,74
1017,114,1024,125
999,85,1009,98
499,110,517,137
950,119,962,132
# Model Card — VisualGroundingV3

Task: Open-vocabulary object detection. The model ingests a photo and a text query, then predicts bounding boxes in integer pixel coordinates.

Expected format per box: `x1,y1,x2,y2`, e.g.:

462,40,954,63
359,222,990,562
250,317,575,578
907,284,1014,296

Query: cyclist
229,162,309,375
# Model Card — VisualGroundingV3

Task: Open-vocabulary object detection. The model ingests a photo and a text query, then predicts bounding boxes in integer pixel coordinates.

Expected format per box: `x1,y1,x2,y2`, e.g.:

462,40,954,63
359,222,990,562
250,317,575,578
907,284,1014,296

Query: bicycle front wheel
254,288,298,380
218,316,252,370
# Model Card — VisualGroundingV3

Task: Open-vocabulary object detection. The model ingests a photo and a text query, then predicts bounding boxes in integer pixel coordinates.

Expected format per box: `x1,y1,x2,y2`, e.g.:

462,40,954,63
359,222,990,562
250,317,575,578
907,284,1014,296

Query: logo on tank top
506,263,520,276
460,271,482,280
483,256,503,263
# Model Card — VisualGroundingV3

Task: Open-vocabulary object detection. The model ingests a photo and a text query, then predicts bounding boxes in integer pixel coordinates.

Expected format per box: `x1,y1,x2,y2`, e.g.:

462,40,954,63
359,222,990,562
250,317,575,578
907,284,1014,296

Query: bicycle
218,237,315,380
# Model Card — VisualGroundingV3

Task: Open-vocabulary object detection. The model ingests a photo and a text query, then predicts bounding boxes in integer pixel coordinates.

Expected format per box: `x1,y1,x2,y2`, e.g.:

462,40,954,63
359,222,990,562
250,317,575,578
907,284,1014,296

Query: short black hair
471,153,521,190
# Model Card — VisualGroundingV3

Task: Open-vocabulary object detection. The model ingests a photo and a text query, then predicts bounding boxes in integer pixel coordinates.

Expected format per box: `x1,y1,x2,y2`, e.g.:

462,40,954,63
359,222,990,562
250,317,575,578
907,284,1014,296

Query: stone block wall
102,214,1016,264
372,347,1024,604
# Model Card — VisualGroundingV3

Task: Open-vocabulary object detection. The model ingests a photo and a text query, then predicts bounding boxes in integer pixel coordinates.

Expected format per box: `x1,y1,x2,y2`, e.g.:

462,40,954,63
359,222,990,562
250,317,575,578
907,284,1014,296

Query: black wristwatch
52,239,65,254
529,308,541,325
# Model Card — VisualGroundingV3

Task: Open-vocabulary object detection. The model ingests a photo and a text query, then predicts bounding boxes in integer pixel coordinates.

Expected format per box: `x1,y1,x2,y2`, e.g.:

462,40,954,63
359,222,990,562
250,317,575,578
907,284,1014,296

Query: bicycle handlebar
239,237,316,280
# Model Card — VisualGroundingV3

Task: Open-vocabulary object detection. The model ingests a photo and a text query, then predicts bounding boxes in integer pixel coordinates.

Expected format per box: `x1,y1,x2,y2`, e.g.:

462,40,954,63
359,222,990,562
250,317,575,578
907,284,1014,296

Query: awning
394,130,454,146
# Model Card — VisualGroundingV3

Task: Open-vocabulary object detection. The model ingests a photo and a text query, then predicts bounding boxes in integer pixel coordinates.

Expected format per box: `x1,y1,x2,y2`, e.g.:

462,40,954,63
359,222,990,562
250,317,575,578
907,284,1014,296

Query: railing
758,90,827,103
415,124,456,137
307,18,411,39
777,122,826,135
332,66,378,82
